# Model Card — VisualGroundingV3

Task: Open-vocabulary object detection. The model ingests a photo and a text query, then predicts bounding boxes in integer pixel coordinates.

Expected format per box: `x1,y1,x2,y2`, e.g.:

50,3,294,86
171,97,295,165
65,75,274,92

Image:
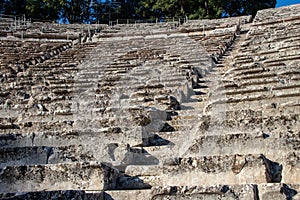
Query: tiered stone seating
0,22,213,194
0,39,71,70
95,5,299,199
0,40,124,193
0,17,104,42
0,4,300,199
20,22,105,42
95,22,179,38
0,17,14,31
171,4,300,199
182,15,252,31
186,16,252,63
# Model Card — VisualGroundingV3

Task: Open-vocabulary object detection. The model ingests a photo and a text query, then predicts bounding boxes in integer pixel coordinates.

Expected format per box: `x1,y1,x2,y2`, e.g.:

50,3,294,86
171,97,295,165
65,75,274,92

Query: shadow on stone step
159,123,175,132
116,175,152,190
0,134,18,142
280,184,298,200
122,147,159,165
198,80,211,84
194,90,206,95
108,144,159,172
180,105,194,110
103,193,114,200
209,68,218,73
193,81,208,89
144,133,174,147
240,30,249,34
260,154,283,183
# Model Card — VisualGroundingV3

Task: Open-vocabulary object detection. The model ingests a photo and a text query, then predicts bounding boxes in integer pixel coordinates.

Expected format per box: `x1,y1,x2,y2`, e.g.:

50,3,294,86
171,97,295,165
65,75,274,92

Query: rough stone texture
0,190,104,200
0,4,300,199
151,185,257,200
0,162,119,193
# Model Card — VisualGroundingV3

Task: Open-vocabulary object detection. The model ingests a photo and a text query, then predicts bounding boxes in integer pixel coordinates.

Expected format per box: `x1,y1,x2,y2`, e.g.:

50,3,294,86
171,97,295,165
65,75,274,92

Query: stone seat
72,83,94,91
262,55,300,64
0,162,119,193
0,145,96,168
217,83,300,98
185,131,300,157
105,189,151,200
253,15,300,27
229,63,287,75
252,49,300,60
105,64,137,70
0,125,143,148
151,183,300,199
48,84,73,90
129,89,172,100
124,153,288,186
0,190,104,200
204,94,300,113
242,33,300,46
104,69,130,75
144,130,194,149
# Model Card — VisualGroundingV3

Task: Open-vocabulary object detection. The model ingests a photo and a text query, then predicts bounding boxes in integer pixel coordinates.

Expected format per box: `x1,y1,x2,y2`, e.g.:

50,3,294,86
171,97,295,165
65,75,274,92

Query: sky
276,0,300,7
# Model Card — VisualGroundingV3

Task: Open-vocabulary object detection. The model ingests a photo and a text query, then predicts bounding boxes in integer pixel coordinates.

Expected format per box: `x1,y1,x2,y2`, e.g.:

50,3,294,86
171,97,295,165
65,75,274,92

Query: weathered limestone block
151,184,257,200
174,82,194,104
0,190,104,200
258,183,300,200
0,147,48,168
282,151,300,184
185,131,300,157
105,189,151,200
125,154,269,187
0,162,119,193
104,143,159,171
163,155,266,185
0,133,33,147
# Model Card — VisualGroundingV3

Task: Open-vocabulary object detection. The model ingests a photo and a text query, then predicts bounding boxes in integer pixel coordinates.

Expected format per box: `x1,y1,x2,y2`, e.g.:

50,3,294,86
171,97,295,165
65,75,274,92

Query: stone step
137,145,175,163
217,83,300,97
257,183,300,200
0,190,104,200
207,109,299,130
0,145,96,168
0,162,119,193
184,131,300,157
215,86,300,103
238,72,300,86
230,61,286,72
0,127,144,149
234,54,300,67
170,109,202,119
180,100,204,109
145,131,184,147
151,184,256,199
229,63,285,75
125,152,299,186
204,93,300,113
142,122,300,162
105,189,151,200
232,70,299,82
8,107,300,139
159,122,195,133
151,183,300,200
